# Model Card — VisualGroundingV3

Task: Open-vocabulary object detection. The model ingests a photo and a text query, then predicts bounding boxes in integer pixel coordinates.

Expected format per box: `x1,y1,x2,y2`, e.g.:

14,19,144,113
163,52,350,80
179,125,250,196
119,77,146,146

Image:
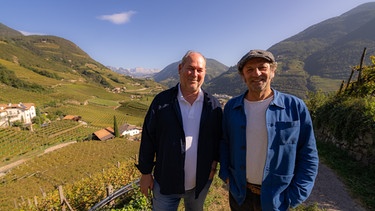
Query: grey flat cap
237,49,275,71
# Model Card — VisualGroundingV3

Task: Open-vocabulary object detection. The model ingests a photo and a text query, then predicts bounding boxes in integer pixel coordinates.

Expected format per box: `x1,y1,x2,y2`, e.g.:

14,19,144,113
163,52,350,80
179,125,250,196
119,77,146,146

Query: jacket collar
232,88,285,110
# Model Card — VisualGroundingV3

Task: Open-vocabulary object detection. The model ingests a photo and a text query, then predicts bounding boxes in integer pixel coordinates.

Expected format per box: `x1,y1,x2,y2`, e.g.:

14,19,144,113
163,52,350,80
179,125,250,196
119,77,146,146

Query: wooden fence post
59,185,66,211
357,47,367,85
40,187,46,198
107,184,114,206
13,199,18,209
58,185,74,211
34,196,38,207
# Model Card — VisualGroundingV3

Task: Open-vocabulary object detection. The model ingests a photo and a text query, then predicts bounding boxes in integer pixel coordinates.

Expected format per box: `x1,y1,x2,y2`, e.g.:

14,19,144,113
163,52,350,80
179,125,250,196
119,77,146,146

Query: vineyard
0,138,142,210
0,95,233,210
0,93,154,210
44,100,150,128
0,120,98,166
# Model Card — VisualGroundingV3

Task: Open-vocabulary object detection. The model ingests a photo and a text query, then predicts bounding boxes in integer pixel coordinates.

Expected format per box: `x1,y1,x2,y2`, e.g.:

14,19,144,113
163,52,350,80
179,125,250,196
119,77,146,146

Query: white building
119,123,140,137
0,108,7,127
0,103,36,127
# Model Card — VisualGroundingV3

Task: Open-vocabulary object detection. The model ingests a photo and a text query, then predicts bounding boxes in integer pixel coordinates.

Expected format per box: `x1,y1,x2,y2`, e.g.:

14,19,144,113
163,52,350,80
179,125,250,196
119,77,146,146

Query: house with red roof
93,127,115,141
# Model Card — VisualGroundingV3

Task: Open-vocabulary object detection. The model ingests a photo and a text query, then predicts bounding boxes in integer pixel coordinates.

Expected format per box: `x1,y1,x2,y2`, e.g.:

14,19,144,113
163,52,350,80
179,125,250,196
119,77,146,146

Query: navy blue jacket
137,84,222,198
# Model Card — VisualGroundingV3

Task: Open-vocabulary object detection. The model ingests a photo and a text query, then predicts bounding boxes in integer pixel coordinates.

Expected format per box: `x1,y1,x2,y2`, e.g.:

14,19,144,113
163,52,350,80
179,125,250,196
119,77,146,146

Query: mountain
0,23,162,108
0,33,111,88
108,66,160,78
2,2,374,101
0,23,23,37
272,2,375,78
153,58,228,88
206,2,375,98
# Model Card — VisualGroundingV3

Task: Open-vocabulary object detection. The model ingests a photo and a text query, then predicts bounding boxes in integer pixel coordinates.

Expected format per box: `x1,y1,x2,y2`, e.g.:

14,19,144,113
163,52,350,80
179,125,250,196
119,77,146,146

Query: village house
92,123,141,141
119,123,140,137
63,115,81,121
93,127,115,141
0,108,7,127
0,103,36,127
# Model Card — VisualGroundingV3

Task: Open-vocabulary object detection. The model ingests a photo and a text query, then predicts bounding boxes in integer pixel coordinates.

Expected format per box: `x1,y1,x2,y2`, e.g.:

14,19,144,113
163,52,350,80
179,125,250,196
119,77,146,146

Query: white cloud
19,31,45,36
98,11,137,24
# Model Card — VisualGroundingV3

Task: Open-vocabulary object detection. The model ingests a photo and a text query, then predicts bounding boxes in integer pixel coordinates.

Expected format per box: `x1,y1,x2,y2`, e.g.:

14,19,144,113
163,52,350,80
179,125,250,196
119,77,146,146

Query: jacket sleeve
219,103,230,182
288,102,319,207
136,100,157,174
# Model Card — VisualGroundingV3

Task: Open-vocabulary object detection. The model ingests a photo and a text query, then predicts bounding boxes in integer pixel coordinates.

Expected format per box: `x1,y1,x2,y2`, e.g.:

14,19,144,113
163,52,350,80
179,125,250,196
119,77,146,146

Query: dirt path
0,141,76,175
304,163,367,211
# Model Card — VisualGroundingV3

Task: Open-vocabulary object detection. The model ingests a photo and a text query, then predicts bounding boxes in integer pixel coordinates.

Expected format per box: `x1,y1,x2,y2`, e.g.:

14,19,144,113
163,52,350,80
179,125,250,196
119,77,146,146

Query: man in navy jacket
137,50,222,211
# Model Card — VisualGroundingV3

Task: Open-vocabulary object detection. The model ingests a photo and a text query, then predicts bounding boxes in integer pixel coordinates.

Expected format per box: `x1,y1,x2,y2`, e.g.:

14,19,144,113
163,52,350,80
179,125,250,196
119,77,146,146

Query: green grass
317,140,375,210
0,59,61,86
88,97,120,107
309,75,342,93
44,103,146,128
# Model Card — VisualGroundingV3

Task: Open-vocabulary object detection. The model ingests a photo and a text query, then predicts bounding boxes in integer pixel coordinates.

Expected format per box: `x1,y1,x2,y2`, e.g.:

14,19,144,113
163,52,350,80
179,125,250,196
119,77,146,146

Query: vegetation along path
304,163,366,211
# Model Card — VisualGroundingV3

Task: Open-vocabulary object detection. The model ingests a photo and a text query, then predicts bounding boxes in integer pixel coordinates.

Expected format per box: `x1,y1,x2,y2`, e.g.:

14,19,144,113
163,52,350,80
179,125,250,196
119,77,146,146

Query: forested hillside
206,2,375,98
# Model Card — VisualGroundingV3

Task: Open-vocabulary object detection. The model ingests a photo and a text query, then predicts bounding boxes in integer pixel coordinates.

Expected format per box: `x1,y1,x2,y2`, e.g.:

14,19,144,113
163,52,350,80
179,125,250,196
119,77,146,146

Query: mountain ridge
0,24,162,108
1,2,375,100
205,2,375,98
108,66,160,78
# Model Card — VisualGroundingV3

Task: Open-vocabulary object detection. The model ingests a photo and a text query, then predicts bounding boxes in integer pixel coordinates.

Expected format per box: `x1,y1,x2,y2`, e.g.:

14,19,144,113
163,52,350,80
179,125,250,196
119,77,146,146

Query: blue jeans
152,179,213,211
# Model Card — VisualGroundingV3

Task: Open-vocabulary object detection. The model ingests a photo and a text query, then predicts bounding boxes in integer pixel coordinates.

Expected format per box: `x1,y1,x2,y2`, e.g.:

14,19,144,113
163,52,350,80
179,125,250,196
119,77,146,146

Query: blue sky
0,0,372,70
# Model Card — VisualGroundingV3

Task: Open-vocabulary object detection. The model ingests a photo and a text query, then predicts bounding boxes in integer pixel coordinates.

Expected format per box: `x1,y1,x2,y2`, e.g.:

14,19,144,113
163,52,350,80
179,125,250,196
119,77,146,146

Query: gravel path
304,163,367,211
0,141,76,175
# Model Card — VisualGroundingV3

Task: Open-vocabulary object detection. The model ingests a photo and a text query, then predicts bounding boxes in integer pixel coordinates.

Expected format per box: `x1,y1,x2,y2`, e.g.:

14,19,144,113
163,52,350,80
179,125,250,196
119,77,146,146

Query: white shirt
244,97,273,185
177,85,204,190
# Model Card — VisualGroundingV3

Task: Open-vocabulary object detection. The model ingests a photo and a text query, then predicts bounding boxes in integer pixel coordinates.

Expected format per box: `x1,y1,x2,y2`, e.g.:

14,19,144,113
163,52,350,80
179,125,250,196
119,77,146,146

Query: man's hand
209,161,218,180
140,174,154,197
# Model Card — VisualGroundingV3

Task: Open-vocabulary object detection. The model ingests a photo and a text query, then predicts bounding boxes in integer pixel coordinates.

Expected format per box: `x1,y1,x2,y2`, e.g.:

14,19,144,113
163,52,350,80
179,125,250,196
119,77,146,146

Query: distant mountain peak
108,66,160,78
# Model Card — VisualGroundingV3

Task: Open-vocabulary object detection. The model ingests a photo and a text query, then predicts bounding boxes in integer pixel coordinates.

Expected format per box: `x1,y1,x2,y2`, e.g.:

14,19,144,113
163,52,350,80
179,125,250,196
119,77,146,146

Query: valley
1,2,375,208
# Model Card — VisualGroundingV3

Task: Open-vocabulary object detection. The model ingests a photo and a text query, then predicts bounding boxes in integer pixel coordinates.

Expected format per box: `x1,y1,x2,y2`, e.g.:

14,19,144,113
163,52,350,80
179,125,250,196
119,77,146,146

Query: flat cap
237,49,275,71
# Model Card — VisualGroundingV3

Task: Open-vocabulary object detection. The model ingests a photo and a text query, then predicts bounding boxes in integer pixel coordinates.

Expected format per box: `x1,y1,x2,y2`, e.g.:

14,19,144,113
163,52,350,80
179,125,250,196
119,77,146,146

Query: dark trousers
229,189,261,211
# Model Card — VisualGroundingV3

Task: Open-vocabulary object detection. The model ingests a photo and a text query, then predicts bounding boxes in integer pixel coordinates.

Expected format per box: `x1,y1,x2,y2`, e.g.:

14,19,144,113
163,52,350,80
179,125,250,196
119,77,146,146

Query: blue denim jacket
219,89,319,210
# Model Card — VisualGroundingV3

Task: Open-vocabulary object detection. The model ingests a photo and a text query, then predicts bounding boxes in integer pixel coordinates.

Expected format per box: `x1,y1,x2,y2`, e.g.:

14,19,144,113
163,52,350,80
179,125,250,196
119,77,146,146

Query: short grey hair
180,50,206,66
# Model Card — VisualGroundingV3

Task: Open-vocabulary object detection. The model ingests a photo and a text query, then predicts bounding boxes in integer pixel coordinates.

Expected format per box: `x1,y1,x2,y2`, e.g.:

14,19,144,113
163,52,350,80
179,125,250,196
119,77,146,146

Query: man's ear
240,73,246,83
178,64,182,74
270,67,276,80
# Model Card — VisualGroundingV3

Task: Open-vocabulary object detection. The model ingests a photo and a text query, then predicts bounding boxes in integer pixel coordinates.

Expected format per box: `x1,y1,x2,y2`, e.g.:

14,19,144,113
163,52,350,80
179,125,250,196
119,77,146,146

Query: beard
246,78,268,93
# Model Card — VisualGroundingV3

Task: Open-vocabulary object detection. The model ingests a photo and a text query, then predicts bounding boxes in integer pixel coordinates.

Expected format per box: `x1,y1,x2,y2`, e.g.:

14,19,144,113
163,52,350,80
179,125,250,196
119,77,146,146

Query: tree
114,115,119,137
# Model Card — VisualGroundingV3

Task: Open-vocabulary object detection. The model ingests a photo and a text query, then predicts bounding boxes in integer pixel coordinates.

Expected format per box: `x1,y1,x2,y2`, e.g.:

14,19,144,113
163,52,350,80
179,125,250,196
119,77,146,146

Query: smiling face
178,52,206,96
240,57,276,101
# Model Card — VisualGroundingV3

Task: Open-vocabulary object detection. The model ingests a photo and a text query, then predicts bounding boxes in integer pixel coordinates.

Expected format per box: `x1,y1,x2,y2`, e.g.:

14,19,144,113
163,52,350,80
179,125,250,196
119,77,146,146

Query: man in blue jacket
137,50,222,211
219,49,319,211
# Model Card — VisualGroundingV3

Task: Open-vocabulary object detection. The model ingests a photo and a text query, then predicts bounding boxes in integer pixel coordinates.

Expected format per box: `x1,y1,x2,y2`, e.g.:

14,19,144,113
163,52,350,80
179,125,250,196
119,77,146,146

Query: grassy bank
317,140,375,210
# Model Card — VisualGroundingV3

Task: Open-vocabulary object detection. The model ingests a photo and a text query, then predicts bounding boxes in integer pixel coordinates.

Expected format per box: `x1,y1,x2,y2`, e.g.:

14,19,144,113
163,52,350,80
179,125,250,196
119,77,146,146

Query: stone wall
316,128,375,166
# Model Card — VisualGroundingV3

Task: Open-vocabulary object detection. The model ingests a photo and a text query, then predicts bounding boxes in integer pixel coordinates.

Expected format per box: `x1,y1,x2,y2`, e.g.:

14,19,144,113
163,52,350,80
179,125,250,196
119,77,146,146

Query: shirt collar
178,84,204,103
